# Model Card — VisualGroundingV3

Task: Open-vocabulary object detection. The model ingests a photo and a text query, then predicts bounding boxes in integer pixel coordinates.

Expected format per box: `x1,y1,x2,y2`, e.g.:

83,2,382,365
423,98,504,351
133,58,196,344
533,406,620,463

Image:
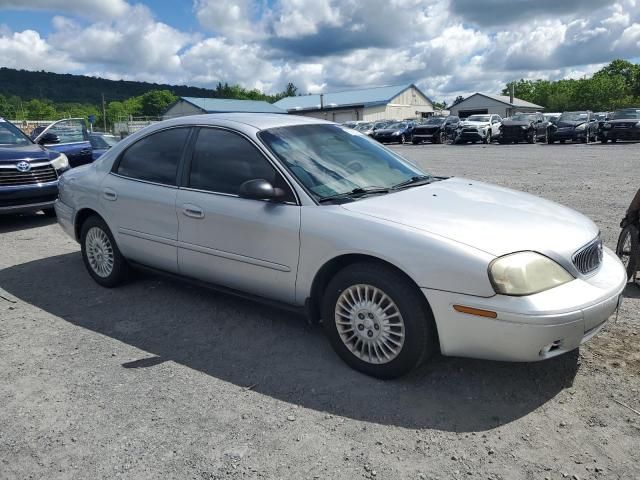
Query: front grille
462,128,478,134
572,237,603,275
0,164,58,186
414,127,439,134
613,123,635,129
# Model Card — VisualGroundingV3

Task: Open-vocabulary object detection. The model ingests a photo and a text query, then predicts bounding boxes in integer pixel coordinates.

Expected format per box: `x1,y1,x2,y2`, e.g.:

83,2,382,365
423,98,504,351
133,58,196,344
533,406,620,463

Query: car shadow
0,212,56,234
0,253,579,432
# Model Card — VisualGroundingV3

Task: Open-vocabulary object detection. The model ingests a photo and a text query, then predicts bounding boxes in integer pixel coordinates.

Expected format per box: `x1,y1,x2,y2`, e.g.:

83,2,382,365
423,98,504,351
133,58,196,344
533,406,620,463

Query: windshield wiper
391,175,434,190
318,186,390,203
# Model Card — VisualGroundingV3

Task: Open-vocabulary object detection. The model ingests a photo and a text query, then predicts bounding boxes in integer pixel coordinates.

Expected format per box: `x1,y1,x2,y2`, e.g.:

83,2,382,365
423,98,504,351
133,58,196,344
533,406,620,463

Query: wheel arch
74,208,103,241
307,253,435,327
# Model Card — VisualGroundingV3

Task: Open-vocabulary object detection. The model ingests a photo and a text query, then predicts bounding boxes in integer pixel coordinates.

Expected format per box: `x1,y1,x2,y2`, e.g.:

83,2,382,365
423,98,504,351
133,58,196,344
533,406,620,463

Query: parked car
0,118,70,216
354,122,375,136
599,108,640,143
372,121,414,144
33,118,94,167
89,132,120,161
411,116,460,144
548,111,598,143
543,113,561,124
455,114,502,144
498,112,550,144
55,113,626,378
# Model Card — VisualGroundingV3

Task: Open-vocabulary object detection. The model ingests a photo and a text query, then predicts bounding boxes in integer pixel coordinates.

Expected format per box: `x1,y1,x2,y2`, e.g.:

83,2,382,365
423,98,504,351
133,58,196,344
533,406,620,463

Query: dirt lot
1,142,639,480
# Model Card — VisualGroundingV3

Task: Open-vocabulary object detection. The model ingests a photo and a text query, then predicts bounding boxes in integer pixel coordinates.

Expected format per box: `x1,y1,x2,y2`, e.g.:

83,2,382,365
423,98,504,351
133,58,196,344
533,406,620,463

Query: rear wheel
617,224,640,282
80,216,129,287
322,262,436,379
528,129,536,144
483,131,492,144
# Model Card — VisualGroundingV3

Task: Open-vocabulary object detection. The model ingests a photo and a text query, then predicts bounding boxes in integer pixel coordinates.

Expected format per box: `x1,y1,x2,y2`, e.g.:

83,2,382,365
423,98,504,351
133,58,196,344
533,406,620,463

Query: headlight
603,123,612,129
489,251,573,296
392,131,400,136
635,122,640,128
521,125,528,130
575,123,586,130
50,153,69,171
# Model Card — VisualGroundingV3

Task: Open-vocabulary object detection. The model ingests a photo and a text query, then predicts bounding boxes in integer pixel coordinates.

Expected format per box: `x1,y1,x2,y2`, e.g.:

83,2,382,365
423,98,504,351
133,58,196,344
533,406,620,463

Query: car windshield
90,134,119,149
466,115,490,122
259,124,428,201
355,123,373,131
611,109,640,120
424,117,445,125
386,122,406,129
559,112,588,122
0,120,32,146
510,114,535,121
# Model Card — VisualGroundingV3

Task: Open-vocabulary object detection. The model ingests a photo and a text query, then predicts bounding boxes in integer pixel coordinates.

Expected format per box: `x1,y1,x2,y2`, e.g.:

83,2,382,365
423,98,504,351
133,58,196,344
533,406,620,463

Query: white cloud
0,0,129,19
0,29,79,72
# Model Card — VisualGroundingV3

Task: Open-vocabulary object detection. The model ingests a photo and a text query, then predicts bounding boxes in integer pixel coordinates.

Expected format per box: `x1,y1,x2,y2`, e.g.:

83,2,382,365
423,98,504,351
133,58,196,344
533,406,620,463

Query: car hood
459,121,489,127
556,120,584,128
0,143,52,163
341,177,598,258
502,120,532,127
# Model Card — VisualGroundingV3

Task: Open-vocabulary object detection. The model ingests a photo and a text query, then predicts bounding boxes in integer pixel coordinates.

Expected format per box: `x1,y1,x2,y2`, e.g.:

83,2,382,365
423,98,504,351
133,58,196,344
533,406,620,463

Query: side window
188,128,295,202
43,119,87,144
116,128,189,186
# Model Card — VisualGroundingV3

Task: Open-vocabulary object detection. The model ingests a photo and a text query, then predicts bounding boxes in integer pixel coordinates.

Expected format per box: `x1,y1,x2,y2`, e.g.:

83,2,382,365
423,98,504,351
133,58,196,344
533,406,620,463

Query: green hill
0,67,216,104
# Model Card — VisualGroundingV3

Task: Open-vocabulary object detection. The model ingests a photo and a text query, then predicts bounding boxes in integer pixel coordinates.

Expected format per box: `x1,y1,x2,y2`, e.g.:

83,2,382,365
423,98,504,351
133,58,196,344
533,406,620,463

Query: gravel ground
1,142,639,480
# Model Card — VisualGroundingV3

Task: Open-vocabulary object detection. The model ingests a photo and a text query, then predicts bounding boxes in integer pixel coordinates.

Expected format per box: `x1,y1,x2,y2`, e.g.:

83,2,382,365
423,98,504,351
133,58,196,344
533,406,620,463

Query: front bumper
423,247,627,362
413,129,440,142
601,128,640,141
551,129,587,142
457,129,486,141
0,180,58,214
500,128,529,142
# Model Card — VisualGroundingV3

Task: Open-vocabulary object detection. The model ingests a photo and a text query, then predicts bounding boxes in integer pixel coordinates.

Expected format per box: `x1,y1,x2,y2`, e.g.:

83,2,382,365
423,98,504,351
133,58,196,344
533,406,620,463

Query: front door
176,127,301,303
35,119,92,167
101,127,191,274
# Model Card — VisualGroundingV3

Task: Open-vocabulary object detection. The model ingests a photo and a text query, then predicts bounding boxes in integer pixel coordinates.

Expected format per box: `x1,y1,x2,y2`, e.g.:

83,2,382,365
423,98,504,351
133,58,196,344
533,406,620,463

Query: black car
499,112,549,144
548,111,599,143
0,118,70,216
411,116,460,144
372,121,415,144
599,108,640,143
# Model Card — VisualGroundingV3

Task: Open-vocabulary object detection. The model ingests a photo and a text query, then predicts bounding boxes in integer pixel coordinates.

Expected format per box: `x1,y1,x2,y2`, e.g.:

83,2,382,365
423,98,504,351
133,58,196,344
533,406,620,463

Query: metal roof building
274,84,434,122
163,97,286,119
449,93,544,119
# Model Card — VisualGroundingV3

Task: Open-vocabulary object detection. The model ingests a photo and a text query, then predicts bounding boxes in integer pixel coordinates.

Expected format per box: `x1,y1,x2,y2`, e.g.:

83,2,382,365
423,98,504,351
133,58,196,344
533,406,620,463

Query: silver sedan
55,114,627,378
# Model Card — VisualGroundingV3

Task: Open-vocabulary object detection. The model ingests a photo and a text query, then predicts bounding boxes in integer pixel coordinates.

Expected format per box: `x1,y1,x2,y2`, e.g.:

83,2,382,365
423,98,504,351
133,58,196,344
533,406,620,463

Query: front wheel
617,224,640,282
399,134,406,144
483,131,492,144
322,262,436,379
601,137,608,144
80,216,129,287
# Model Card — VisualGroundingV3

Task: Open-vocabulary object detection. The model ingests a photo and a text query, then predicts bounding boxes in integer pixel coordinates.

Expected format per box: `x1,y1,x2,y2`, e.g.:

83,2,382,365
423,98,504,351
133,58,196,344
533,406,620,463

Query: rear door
35,119,92,167
101,127,191,273
176,127,301,303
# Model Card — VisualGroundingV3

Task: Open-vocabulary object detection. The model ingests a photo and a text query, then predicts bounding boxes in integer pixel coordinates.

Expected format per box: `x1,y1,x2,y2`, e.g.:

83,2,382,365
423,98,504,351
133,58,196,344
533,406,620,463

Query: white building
449,93,544,119
274,84,434,122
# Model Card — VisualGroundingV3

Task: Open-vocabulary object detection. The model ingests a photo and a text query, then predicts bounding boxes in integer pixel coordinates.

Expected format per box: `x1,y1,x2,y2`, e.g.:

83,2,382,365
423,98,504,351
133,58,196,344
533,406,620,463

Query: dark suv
499,112,549,144
0,118,70,216
599,108,640,143
411,116,460,144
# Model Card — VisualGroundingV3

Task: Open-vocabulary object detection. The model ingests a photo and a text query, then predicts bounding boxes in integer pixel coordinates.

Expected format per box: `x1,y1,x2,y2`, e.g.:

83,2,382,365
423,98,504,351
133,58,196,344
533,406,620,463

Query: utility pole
102,93,107,132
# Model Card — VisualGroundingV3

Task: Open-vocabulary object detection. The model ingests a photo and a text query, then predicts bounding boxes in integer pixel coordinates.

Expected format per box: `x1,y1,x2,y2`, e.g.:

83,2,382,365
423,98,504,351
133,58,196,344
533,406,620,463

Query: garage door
333,111,356,123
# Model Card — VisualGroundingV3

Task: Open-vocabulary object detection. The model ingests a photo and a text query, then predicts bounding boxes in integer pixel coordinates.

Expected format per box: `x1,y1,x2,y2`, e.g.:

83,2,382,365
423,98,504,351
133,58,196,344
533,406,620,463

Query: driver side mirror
238,179,285,201
37,132,60,145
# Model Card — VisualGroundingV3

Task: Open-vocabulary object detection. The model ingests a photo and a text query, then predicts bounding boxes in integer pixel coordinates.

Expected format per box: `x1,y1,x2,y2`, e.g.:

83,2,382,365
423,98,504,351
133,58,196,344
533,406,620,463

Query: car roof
160,113,332,131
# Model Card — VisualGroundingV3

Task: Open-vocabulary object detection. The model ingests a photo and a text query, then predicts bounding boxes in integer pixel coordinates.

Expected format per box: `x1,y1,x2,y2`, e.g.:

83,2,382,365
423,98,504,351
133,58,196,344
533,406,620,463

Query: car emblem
16,161,31,172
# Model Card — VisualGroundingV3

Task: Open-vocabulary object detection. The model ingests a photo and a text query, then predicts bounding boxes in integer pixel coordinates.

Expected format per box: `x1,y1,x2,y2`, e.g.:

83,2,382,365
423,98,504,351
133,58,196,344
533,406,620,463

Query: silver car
55,114,627,378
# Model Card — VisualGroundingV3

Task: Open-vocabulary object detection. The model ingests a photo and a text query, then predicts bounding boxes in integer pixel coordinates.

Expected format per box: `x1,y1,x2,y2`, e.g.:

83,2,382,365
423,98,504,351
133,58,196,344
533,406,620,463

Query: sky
0,0,638,103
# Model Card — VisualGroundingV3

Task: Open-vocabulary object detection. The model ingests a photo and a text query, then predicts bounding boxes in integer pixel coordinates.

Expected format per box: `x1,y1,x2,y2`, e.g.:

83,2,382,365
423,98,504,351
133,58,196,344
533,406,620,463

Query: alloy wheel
85,226,115,278
334,284,406,365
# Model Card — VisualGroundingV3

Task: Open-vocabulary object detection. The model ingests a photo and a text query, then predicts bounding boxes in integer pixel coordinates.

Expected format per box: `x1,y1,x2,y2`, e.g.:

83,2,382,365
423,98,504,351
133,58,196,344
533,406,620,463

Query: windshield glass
559,112,588,122
612,109,640,120
0,120,32,147
466,115,490,122
90,134,119,149
424,117,445,125
386,122,406,129
355,123,373,131
510,114,535,121
259,124,428,201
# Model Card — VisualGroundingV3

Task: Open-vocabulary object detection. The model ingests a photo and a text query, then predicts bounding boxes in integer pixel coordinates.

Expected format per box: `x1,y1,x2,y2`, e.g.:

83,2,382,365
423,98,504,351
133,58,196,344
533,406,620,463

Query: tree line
502,59,640,112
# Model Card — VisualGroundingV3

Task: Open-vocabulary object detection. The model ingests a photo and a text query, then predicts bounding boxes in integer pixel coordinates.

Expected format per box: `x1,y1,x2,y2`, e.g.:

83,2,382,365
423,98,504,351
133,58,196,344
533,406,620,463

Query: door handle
103,189,117,201
182,204,204,219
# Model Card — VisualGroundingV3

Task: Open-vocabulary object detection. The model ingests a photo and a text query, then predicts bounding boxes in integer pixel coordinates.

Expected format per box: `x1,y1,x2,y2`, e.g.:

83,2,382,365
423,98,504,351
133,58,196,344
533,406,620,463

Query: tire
482,131,492,144
527,129,536,144
616,224,640,282
399,134,406,144
80,215,129,287
611,138,617,143
412,138,420,145
601,137,608,144
438,132,446,144
322,262,436,379
42,208,56,217
560,139,566,144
